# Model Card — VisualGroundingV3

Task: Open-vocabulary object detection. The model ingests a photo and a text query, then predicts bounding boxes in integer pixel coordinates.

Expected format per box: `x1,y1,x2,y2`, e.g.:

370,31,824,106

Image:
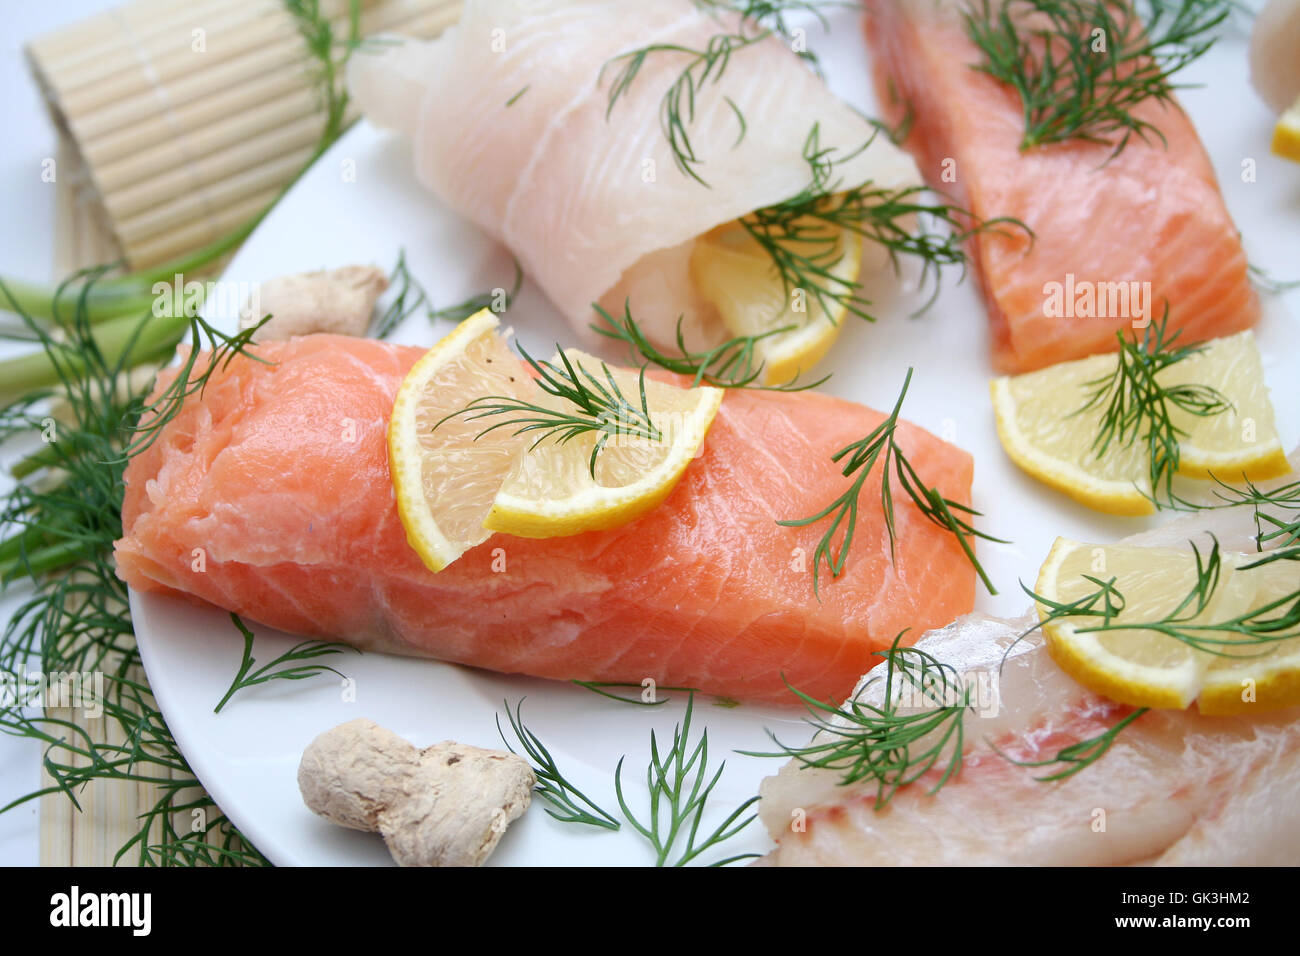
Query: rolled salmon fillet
347,0,921,350
863,0,1259,374
113,334,976,704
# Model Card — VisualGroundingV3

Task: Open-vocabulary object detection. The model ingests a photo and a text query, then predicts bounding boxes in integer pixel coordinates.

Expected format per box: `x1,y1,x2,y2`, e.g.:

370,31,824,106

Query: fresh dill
964,0,1231,156
213,614,356,714
119,313,268,462
615,695,761,866
438,346,661,478
371,249,431,340
1248,263,1300,296
0,273,270,865
740,123,1028,324
497,699,622,830
997,707,1149,780
1005,572,1126,668
1075,311,1231,505
602,31,769,186
779,367,1002,597
285,0,364,151
745,634,971,806
505,85,530,107
1202,473,1300,552
499,695,759,864
429,258,523,326
571,679,698,706
0,0,378,867
591,302,828,391
600,1,833,184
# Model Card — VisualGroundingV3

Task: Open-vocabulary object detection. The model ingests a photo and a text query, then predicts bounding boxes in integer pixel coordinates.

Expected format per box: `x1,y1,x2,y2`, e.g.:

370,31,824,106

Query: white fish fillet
759,503,1300,865
348,0,920,348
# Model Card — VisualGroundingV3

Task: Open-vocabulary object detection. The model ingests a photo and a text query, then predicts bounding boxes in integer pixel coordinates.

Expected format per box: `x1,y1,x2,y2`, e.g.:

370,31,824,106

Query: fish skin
114,334,977,704
759,509,1300,865
349,0,920,351
863,0,1259,374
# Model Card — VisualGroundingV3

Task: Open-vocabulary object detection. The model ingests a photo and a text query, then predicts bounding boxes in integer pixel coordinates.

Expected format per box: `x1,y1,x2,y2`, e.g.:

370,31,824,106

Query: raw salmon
348,0,921,351
863,0,1259,374
759,508,1300,864
114,334,977,703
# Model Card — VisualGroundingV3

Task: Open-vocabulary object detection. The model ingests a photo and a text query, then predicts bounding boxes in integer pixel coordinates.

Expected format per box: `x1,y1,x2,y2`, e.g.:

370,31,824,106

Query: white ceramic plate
132,8,1300,866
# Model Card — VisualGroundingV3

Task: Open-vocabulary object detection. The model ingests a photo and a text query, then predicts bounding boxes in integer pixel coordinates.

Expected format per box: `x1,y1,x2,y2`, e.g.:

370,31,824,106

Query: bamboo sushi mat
28,0,462,270
34,0,462,866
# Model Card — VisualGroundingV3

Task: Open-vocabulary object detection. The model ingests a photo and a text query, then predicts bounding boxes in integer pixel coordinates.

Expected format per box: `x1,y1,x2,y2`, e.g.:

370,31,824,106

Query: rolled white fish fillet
348,0,921,349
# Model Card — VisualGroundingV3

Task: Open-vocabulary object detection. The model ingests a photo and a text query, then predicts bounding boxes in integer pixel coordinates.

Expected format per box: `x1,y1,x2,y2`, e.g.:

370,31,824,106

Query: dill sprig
591,302,828,391
1002,572,1126,669
1076,311,1231,505
497,699,621,830
615,695,761,866
602,31,769,186
965,0,1231,156
120,314,268,463
740,123,1029,324
779,368,1002,597
438,346,661,478
745,634,971,806
1247,263,1300,296
571,679,698,707
371,249,431,339
0,275,270,865
601,1,834,185
429,258,524,326
997,707,1149,780
1202,474,1300,552
213,613,356,714
285,0,363,149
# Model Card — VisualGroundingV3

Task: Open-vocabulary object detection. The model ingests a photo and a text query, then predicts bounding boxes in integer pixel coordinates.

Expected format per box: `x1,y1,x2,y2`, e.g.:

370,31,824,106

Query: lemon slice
690,216,862,386
388,309,534,572
390,311,724,569
1165,331,1289,479
1274,91,1300,162
1199,557,1300,715
1035,537,1300,713
484,350,723,538
992,330,1288,515
991,353,1154,515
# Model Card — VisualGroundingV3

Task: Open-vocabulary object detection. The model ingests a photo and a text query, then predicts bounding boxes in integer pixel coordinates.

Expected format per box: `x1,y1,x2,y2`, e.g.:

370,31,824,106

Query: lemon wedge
390,310,723,570
1274,91,1300,162
992,330,1288,515
690,217,861,386
484,350,722,538
389,309,533,572
1035,537,1300,714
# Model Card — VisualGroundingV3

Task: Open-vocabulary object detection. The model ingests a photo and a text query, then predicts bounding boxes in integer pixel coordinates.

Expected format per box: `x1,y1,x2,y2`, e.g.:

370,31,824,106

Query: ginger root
298,718,534,867
241,265,388,341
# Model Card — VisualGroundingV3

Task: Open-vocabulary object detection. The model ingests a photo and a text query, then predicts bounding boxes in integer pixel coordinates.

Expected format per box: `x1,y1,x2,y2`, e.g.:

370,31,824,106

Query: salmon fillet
863,0,1259,374
114,334,977,704
760,510,1300,864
